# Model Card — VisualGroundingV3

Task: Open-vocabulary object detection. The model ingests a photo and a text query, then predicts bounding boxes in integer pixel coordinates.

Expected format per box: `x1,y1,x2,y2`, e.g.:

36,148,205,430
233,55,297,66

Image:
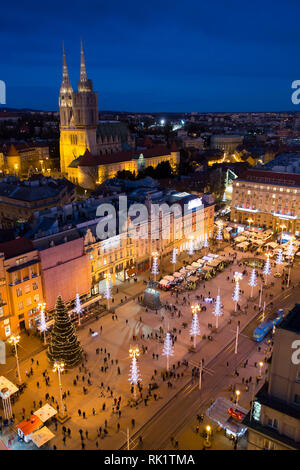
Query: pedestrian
78,409,82,417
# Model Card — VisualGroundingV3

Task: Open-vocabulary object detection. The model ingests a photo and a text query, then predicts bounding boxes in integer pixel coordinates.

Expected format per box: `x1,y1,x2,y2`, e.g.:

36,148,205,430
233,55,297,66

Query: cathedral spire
62,41,70,83
80,38,87,82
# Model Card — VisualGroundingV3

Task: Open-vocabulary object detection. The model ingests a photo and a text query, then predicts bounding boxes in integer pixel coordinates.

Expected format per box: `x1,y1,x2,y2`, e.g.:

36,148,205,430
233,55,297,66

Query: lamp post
205,425,211,445
8,334,22,384
258,361,264,378
234,320,240,355
188,236,194,258
53,361,65,419
287,238,295,287
38,302,47,344
235,389,241,404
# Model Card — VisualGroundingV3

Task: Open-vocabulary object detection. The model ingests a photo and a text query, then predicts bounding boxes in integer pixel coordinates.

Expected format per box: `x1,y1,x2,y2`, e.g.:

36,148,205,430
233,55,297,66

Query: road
120,286,297,450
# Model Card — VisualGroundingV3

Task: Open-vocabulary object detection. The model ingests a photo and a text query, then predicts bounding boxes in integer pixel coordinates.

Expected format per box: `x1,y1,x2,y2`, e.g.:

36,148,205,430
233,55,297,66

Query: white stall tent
34,404,57,423
31,426,55,448
0,377,18,397
173,272,183,278
164,275,174,282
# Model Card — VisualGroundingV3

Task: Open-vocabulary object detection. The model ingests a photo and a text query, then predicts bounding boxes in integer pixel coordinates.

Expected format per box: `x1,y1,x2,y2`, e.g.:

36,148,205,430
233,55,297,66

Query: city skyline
1,0,300,112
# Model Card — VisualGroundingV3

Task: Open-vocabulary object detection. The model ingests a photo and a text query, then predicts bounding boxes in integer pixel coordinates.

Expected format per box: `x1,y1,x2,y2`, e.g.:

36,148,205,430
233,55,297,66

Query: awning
164,275,174,282
206,397,248,436
31,426,55,448
159,279,169,286
34,404,57,423
187,275,198,282
192,262,201,268
0,376,18,398
173,272,183,278
186,265,195,270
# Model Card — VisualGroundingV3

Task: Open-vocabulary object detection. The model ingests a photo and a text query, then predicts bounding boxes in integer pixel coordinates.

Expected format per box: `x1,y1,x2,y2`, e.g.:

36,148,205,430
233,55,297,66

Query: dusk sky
1,0,300,112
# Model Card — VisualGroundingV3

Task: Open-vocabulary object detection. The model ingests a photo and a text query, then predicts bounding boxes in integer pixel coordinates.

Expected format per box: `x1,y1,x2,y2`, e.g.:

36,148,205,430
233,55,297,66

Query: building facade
231,170,300,234
243,305,300,450
0,238,44,340
59,42,179,189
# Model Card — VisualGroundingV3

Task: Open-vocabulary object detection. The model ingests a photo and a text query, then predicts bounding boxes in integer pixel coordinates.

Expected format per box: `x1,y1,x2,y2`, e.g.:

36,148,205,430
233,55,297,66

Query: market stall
30,426,55,448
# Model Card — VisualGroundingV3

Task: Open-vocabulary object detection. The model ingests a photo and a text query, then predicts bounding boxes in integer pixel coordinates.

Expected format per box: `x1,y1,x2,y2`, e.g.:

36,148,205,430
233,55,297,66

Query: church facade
59,42,179,189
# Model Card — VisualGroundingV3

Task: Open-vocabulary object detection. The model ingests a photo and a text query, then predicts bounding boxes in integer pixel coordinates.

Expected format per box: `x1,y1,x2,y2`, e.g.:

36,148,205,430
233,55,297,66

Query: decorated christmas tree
171,248,177,269
276,249,283,267
204,233,209,249
216,225,223,241
47,295,83,369
190,312,201,348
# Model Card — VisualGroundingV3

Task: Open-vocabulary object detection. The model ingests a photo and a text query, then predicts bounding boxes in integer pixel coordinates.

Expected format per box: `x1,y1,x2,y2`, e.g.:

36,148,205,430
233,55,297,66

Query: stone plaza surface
1,243,299,450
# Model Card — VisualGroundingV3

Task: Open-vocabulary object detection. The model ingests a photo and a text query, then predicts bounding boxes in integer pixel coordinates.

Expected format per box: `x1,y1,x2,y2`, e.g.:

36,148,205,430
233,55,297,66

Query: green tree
47,296,83,369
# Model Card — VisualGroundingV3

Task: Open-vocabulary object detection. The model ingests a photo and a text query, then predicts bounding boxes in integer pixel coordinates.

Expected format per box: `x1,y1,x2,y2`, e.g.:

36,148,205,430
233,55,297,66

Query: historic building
231,170,300,234
59,42,179,189
0,238,44,340
243,304,300,450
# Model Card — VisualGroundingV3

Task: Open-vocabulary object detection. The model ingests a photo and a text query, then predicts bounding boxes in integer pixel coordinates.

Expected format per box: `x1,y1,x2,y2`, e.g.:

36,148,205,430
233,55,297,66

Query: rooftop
0,237,35,259
278,304,300,334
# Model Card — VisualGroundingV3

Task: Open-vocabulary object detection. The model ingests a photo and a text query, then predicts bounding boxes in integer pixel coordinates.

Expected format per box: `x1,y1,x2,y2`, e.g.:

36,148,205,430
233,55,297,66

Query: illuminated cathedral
59,42,179,189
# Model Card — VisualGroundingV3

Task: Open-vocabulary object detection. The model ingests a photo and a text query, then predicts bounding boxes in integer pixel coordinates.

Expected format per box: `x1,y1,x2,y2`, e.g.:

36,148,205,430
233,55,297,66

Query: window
32,282,38,290
294,394,300,405
16,288,22,297
34,294,39,303
267,418,278,429
18,301,24,310
263,439,275,450
25,285,30,294
26,297,32,306
296,372,300,383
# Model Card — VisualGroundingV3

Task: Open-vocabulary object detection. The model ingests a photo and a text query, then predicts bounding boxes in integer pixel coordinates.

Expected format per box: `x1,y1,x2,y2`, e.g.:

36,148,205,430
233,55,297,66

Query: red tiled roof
82,145,172,166
17,415,43,436
0,237,34,259
170,141,178,152
238,170,300,186
78,149,99,167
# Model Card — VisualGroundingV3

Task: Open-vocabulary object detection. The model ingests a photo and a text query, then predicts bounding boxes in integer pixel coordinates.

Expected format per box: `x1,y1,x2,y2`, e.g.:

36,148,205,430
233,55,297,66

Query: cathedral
59,42,179,189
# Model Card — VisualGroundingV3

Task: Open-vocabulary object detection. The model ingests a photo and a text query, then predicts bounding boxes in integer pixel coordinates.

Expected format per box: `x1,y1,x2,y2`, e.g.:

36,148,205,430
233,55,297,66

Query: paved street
1,242,299,450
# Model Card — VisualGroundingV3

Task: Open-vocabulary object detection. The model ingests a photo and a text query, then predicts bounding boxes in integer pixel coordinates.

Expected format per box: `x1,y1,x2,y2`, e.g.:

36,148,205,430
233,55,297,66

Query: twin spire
62,39,88,85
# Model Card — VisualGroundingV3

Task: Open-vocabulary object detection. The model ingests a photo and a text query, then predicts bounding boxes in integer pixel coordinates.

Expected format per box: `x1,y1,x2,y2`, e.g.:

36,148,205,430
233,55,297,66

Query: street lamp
258,361,264,378
235,389,241,404
205,425,211,445
247,218,254,238
8,334,22,384
38,302,47,344
53,361,65,419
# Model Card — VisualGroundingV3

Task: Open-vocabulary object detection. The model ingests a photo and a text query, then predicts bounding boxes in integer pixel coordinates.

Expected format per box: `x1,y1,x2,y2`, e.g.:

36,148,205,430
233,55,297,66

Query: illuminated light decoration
188,237,194,256
248,268,257,298
190,306,201,349
204,233,209,249
287,239,294,260
233,272,243,312
75,293,82,325
38,302,47,338
187,198,203,210
216,223,223,241
151,252,159,281
276,249,283,267
171,248,177,268
213,289,223,329
162,332,174,371
104,273,112,311
263,254,271,280
235,207,259,213
128,347,141,399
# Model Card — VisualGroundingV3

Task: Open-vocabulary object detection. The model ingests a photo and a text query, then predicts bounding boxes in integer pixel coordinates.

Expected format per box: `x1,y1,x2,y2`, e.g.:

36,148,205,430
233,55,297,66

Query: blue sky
1,0,300,112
